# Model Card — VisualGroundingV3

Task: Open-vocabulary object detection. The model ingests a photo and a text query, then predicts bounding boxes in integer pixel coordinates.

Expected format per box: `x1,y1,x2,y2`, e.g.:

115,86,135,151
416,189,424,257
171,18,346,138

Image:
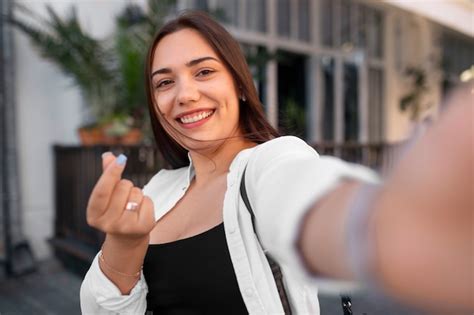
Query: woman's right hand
86,153,156,245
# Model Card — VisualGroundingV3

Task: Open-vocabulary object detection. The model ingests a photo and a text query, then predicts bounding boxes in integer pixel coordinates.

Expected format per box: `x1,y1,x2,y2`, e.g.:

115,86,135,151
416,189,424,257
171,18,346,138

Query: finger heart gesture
86,153,156,239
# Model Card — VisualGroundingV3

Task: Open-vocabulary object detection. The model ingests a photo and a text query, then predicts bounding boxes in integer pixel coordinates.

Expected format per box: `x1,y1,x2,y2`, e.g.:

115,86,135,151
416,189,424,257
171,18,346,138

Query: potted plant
9,4,113,143
9,1,176,145
399,66,433,122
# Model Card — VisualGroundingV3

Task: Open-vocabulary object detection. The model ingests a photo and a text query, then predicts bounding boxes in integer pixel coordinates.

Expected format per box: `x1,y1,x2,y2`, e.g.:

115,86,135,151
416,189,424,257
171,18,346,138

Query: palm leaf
9,3,116,120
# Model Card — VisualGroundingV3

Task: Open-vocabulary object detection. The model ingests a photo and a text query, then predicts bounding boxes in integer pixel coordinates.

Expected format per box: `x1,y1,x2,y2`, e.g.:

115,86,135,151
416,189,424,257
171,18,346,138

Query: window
340,0,351,47
213,0,239,26
368,7,384,58
277,0,291,38
343,63,359,141
321,0,384,59
200,0,267,33
441,31,474,94
442,32,474,77
368,68,384,141
241,44,267,103
298,0,310,41
195,0,208,12
321,0,334,47
321,57,335,141
246,0,266,32
193,0,387,143
277,51,307,139
276,0,310,42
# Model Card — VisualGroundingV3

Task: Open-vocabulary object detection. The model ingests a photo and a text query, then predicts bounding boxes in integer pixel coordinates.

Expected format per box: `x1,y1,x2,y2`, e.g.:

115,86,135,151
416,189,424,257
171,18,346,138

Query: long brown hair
145,11,279,169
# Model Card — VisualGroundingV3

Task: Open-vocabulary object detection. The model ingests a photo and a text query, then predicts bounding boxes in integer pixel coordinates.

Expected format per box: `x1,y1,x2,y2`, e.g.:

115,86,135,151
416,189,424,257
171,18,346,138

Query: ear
239,86,246,102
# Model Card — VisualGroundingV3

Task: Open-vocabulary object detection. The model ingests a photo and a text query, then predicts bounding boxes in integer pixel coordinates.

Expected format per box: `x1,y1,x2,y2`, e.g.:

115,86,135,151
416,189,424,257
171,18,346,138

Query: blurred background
0,0,472,314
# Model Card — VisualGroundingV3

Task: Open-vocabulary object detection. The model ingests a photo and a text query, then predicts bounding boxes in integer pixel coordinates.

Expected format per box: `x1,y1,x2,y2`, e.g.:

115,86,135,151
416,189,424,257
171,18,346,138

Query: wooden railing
51,145,167,275
51,141,403,275
312,141,404,175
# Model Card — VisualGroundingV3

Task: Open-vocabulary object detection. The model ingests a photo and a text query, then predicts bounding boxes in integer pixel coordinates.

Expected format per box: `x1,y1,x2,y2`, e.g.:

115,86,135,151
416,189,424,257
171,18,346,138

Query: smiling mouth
177,109,215,124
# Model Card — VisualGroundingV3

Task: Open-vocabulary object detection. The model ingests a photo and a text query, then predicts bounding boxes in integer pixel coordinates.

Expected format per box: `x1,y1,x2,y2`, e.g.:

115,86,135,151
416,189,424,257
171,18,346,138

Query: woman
81,11,472,315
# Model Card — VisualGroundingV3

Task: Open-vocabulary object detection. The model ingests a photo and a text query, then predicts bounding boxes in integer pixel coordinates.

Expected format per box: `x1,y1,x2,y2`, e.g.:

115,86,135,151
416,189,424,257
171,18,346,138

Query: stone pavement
0,259,81,315
0,258,426,315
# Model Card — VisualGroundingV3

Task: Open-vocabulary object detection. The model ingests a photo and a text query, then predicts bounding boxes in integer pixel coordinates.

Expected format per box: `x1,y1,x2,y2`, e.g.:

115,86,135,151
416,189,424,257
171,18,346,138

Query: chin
181,134,233,153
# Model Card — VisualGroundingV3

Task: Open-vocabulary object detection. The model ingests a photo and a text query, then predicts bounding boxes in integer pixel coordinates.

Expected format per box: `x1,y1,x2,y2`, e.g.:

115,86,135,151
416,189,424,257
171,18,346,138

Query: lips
176,109,215,125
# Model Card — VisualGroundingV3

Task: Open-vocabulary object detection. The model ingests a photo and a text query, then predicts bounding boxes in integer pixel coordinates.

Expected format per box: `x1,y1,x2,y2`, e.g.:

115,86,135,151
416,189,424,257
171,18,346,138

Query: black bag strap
240,167,353,315
240,167,293,314
240,168,258,234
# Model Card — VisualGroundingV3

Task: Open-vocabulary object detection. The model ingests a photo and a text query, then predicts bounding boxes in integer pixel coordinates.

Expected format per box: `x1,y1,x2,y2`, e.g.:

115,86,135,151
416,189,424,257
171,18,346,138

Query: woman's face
151,28,242,150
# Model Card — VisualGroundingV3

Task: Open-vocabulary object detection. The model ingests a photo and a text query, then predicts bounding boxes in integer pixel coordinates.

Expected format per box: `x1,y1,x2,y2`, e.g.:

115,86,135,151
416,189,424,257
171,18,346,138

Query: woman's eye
197,69,214,77
156,79,173,88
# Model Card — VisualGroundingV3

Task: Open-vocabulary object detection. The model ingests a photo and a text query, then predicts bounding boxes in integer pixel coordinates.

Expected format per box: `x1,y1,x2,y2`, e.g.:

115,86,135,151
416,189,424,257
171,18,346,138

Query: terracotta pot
78,127,142,145
78,127,104,146
103,128,143,145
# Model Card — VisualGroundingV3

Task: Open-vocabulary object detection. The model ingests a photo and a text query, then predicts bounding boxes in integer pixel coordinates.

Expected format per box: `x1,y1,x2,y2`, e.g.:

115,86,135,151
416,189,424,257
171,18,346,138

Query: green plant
10,4,116,125
281,98,306,138
113,0,176,115
9,1,176,138
400,66,433,122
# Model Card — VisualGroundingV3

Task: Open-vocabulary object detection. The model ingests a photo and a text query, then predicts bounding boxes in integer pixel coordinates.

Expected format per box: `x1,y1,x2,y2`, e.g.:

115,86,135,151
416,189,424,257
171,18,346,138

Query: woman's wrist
99,249,142,278
345,182,382,290
100,234,149,278
297,180,362,279
104,233,150,251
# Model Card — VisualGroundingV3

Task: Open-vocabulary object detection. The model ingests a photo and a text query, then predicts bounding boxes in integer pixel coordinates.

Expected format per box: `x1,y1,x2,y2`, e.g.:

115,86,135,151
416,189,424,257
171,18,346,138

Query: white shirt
80,136,378,314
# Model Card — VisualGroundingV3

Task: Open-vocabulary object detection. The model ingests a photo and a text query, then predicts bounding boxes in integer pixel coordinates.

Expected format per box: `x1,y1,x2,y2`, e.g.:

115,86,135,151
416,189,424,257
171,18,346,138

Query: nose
176,77,200,106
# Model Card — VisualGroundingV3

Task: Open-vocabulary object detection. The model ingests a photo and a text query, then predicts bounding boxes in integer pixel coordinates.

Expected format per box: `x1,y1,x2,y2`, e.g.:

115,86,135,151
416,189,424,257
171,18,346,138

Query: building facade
178,0,473,143
3,0,472,261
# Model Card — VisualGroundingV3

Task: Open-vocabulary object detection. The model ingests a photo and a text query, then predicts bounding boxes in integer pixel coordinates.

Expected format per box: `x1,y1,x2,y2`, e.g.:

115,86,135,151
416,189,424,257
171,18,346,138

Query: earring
240,94,246,102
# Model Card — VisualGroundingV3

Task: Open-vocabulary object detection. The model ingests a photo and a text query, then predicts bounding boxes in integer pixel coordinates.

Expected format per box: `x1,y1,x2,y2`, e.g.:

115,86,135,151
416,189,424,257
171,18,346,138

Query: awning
383,0,474,37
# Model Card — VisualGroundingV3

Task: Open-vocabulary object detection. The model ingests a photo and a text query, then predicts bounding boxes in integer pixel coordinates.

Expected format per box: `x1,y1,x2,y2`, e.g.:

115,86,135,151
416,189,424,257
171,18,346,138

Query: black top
143,223,248,315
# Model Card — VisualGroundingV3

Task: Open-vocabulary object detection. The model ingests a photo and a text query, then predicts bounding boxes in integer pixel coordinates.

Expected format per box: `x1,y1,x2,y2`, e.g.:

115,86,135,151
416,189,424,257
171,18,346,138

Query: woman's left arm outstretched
298,86,473,312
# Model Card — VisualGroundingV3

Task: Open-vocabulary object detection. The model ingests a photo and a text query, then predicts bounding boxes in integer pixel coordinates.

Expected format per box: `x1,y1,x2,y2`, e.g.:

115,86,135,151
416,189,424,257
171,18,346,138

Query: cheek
228,98,241,117
154,92,173,116
220,98,240,127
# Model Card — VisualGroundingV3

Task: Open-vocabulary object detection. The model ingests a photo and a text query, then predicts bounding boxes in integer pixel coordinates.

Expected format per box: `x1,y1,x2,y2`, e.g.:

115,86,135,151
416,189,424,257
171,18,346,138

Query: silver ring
125,201,139,211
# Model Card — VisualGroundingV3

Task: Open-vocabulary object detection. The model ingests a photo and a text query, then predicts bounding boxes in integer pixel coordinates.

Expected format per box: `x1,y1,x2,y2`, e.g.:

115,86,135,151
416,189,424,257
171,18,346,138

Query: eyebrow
151,56,220,78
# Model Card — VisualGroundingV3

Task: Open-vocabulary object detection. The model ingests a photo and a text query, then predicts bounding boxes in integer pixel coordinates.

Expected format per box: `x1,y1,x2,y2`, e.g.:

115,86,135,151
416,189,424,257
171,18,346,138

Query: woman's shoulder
244,136,320,173
253,136,319,160
258,135,315,149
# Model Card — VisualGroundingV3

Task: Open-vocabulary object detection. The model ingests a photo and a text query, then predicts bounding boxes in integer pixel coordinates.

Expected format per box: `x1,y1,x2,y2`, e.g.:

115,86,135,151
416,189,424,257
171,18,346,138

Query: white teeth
179,110,213,124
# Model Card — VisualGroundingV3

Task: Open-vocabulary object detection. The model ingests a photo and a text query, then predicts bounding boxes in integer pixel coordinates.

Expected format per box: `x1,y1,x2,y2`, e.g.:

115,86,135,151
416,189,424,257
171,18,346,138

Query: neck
189,138,256,186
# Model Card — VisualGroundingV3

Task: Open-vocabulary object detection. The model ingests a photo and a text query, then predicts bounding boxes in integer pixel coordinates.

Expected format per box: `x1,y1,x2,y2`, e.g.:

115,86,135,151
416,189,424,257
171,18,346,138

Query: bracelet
346,183,380,290
99,249,142,278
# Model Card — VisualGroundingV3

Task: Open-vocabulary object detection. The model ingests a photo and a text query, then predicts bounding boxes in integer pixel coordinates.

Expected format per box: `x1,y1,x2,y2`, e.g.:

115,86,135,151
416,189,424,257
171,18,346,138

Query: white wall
14,0,133,260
